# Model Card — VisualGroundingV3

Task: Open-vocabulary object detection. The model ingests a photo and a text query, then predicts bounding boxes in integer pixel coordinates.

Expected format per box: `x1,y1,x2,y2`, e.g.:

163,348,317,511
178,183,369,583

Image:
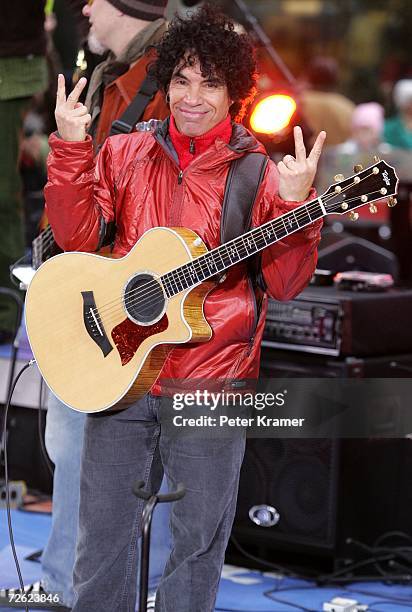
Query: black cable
229,534,304,579
2,359,36,612
266,575,412,595
215,608,282,611
263,579,318,612
344,585,412,604
389,362,412,374
263,590,318,612
229,535,410,587
319,575,412,584
264,576,412,610
316,554,399,584
374,531,412,547
368,602,412,610
343,536,412,579
229,531,412,597
226,539,319,612
37,377,54,477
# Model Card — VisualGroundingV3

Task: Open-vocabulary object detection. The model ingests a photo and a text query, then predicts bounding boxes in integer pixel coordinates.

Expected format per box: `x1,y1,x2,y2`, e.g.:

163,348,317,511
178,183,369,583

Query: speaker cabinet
230,436,412,574
0,405,53,494
318,234,399,279
233,438,340,555
228,350,412,573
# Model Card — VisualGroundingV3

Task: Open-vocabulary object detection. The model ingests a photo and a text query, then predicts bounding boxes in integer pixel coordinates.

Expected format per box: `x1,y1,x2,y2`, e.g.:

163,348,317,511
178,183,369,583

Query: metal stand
133,480,186,612
232,0,296,85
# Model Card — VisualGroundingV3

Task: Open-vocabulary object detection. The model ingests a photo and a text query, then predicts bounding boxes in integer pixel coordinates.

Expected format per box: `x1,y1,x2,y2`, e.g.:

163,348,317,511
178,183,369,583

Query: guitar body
25,227,213,413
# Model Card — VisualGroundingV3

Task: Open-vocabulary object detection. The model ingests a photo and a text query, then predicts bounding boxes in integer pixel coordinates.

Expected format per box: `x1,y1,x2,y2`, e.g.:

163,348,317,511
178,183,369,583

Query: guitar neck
162,197,324,298
32,224,55,270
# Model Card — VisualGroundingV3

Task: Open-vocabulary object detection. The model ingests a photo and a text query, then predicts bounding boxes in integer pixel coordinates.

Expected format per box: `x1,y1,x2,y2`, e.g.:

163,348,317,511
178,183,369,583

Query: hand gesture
54,74,91,142
277,126,326,202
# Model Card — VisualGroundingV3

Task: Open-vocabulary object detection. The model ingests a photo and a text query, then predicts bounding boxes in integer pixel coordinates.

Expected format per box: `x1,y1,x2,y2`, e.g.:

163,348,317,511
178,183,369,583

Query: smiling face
168,59,232,137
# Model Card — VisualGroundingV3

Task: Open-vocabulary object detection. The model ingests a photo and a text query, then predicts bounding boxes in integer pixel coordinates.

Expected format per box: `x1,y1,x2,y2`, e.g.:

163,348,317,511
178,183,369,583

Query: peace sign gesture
277,126,326,202
54,74,91,142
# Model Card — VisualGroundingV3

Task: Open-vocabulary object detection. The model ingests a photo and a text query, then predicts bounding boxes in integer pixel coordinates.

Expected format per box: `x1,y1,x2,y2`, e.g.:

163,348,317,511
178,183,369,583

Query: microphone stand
232,0,297,86
133,480,186,612
230,0,313,155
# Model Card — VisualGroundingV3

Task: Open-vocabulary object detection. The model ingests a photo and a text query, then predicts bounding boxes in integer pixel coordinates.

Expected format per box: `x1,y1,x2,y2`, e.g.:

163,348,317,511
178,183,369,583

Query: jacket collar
153,116,265,165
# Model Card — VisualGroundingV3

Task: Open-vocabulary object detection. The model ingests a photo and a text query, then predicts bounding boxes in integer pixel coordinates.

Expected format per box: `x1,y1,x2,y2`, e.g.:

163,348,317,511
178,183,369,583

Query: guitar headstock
321,159,399,219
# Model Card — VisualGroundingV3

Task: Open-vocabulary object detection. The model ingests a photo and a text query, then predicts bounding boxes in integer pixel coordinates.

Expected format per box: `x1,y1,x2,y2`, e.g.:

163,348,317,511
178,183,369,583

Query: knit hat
351,102,384,134
106,0,167,21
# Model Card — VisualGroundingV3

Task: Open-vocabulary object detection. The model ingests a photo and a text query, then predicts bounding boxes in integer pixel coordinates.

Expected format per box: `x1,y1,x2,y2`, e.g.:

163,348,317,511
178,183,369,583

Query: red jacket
45,120,321,393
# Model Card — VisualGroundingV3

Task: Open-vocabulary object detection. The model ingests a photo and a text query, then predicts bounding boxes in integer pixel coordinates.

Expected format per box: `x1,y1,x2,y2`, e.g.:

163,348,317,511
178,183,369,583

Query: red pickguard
111,315,169,366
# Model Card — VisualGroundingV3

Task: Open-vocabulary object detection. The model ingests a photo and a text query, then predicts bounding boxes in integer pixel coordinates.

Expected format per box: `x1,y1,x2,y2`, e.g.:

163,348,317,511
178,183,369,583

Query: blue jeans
72,394,246,612
42,394,171,607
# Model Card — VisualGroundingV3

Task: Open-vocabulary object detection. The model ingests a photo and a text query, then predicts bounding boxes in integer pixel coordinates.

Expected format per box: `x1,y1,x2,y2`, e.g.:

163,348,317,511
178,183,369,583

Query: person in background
0,1,170,611
335,102,389,154
0,1,48,342
315,101,391,199
384,79,412,149
300,56,355,147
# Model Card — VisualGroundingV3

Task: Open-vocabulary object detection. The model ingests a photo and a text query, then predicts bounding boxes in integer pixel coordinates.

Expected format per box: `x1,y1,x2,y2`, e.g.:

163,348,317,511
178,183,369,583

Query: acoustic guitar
25,159,398,413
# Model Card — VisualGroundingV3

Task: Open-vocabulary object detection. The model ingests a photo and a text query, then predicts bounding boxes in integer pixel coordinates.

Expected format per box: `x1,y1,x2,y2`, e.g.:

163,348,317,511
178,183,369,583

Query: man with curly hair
45,5,325,611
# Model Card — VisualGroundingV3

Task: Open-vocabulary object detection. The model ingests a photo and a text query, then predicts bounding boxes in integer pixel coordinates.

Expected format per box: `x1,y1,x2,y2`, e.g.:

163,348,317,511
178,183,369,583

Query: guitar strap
220,151,269,289
109,74,159,136
96,76,160,248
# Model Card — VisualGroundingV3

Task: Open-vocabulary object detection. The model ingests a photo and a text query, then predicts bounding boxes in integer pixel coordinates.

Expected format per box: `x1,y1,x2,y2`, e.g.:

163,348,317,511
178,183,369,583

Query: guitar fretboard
161,198,324,297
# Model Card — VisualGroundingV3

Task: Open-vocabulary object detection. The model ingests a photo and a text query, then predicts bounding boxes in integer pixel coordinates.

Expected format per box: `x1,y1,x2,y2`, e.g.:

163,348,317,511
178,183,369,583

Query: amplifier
263,285,412,357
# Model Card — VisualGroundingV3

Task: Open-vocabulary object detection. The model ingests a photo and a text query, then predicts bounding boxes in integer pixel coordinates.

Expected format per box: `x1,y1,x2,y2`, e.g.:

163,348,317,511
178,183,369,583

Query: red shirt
169,114,232,170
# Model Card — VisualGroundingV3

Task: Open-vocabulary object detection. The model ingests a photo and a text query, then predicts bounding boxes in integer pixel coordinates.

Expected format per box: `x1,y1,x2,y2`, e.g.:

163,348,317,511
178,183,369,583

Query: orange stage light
250,94,297,135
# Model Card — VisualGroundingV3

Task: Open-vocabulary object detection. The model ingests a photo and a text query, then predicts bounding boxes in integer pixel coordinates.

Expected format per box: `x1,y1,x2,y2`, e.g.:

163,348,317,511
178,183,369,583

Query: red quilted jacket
45,120,322,394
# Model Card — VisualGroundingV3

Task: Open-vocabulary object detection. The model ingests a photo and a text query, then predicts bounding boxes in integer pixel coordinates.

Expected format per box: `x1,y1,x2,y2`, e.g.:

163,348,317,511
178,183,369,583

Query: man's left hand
277,126,326,202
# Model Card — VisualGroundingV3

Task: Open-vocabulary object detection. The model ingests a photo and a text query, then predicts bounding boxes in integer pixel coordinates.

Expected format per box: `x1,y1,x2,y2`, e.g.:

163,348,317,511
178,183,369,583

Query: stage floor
1,508,411,611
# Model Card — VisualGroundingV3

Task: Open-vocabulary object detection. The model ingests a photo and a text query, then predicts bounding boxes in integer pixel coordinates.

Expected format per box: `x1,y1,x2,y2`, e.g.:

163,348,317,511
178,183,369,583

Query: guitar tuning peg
373,155,381,163
369,204,378,214
349,211,359,221
387,197,397,207
354,164,363,173
334,173,345,182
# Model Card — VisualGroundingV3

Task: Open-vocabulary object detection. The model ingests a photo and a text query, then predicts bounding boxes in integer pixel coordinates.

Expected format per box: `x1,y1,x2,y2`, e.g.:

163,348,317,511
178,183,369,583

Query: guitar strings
87,181,383,325
88,168,380,320
87,179,385,326
108,188,386,322
32,229,55,267
34,227,54,251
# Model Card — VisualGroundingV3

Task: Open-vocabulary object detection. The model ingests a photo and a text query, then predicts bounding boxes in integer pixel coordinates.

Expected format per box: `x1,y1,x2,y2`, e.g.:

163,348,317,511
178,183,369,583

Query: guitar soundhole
124,273,166,326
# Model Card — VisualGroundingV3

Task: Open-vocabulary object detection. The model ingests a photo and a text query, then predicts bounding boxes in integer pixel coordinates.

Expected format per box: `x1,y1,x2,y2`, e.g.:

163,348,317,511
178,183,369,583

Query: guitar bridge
81,291,113,357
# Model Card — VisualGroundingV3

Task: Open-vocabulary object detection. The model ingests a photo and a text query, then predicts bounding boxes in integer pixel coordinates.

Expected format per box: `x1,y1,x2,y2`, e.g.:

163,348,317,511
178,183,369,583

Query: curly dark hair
148,4,257,121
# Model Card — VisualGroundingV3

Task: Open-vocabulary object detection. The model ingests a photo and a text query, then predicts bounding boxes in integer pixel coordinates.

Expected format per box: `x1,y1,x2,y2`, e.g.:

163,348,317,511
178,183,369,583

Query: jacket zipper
171,146,228,224
153,132,237,226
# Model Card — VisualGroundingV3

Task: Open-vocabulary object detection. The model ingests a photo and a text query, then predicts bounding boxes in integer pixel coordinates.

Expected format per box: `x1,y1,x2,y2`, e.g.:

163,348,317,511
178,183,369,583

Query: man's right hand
55,74,91,142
